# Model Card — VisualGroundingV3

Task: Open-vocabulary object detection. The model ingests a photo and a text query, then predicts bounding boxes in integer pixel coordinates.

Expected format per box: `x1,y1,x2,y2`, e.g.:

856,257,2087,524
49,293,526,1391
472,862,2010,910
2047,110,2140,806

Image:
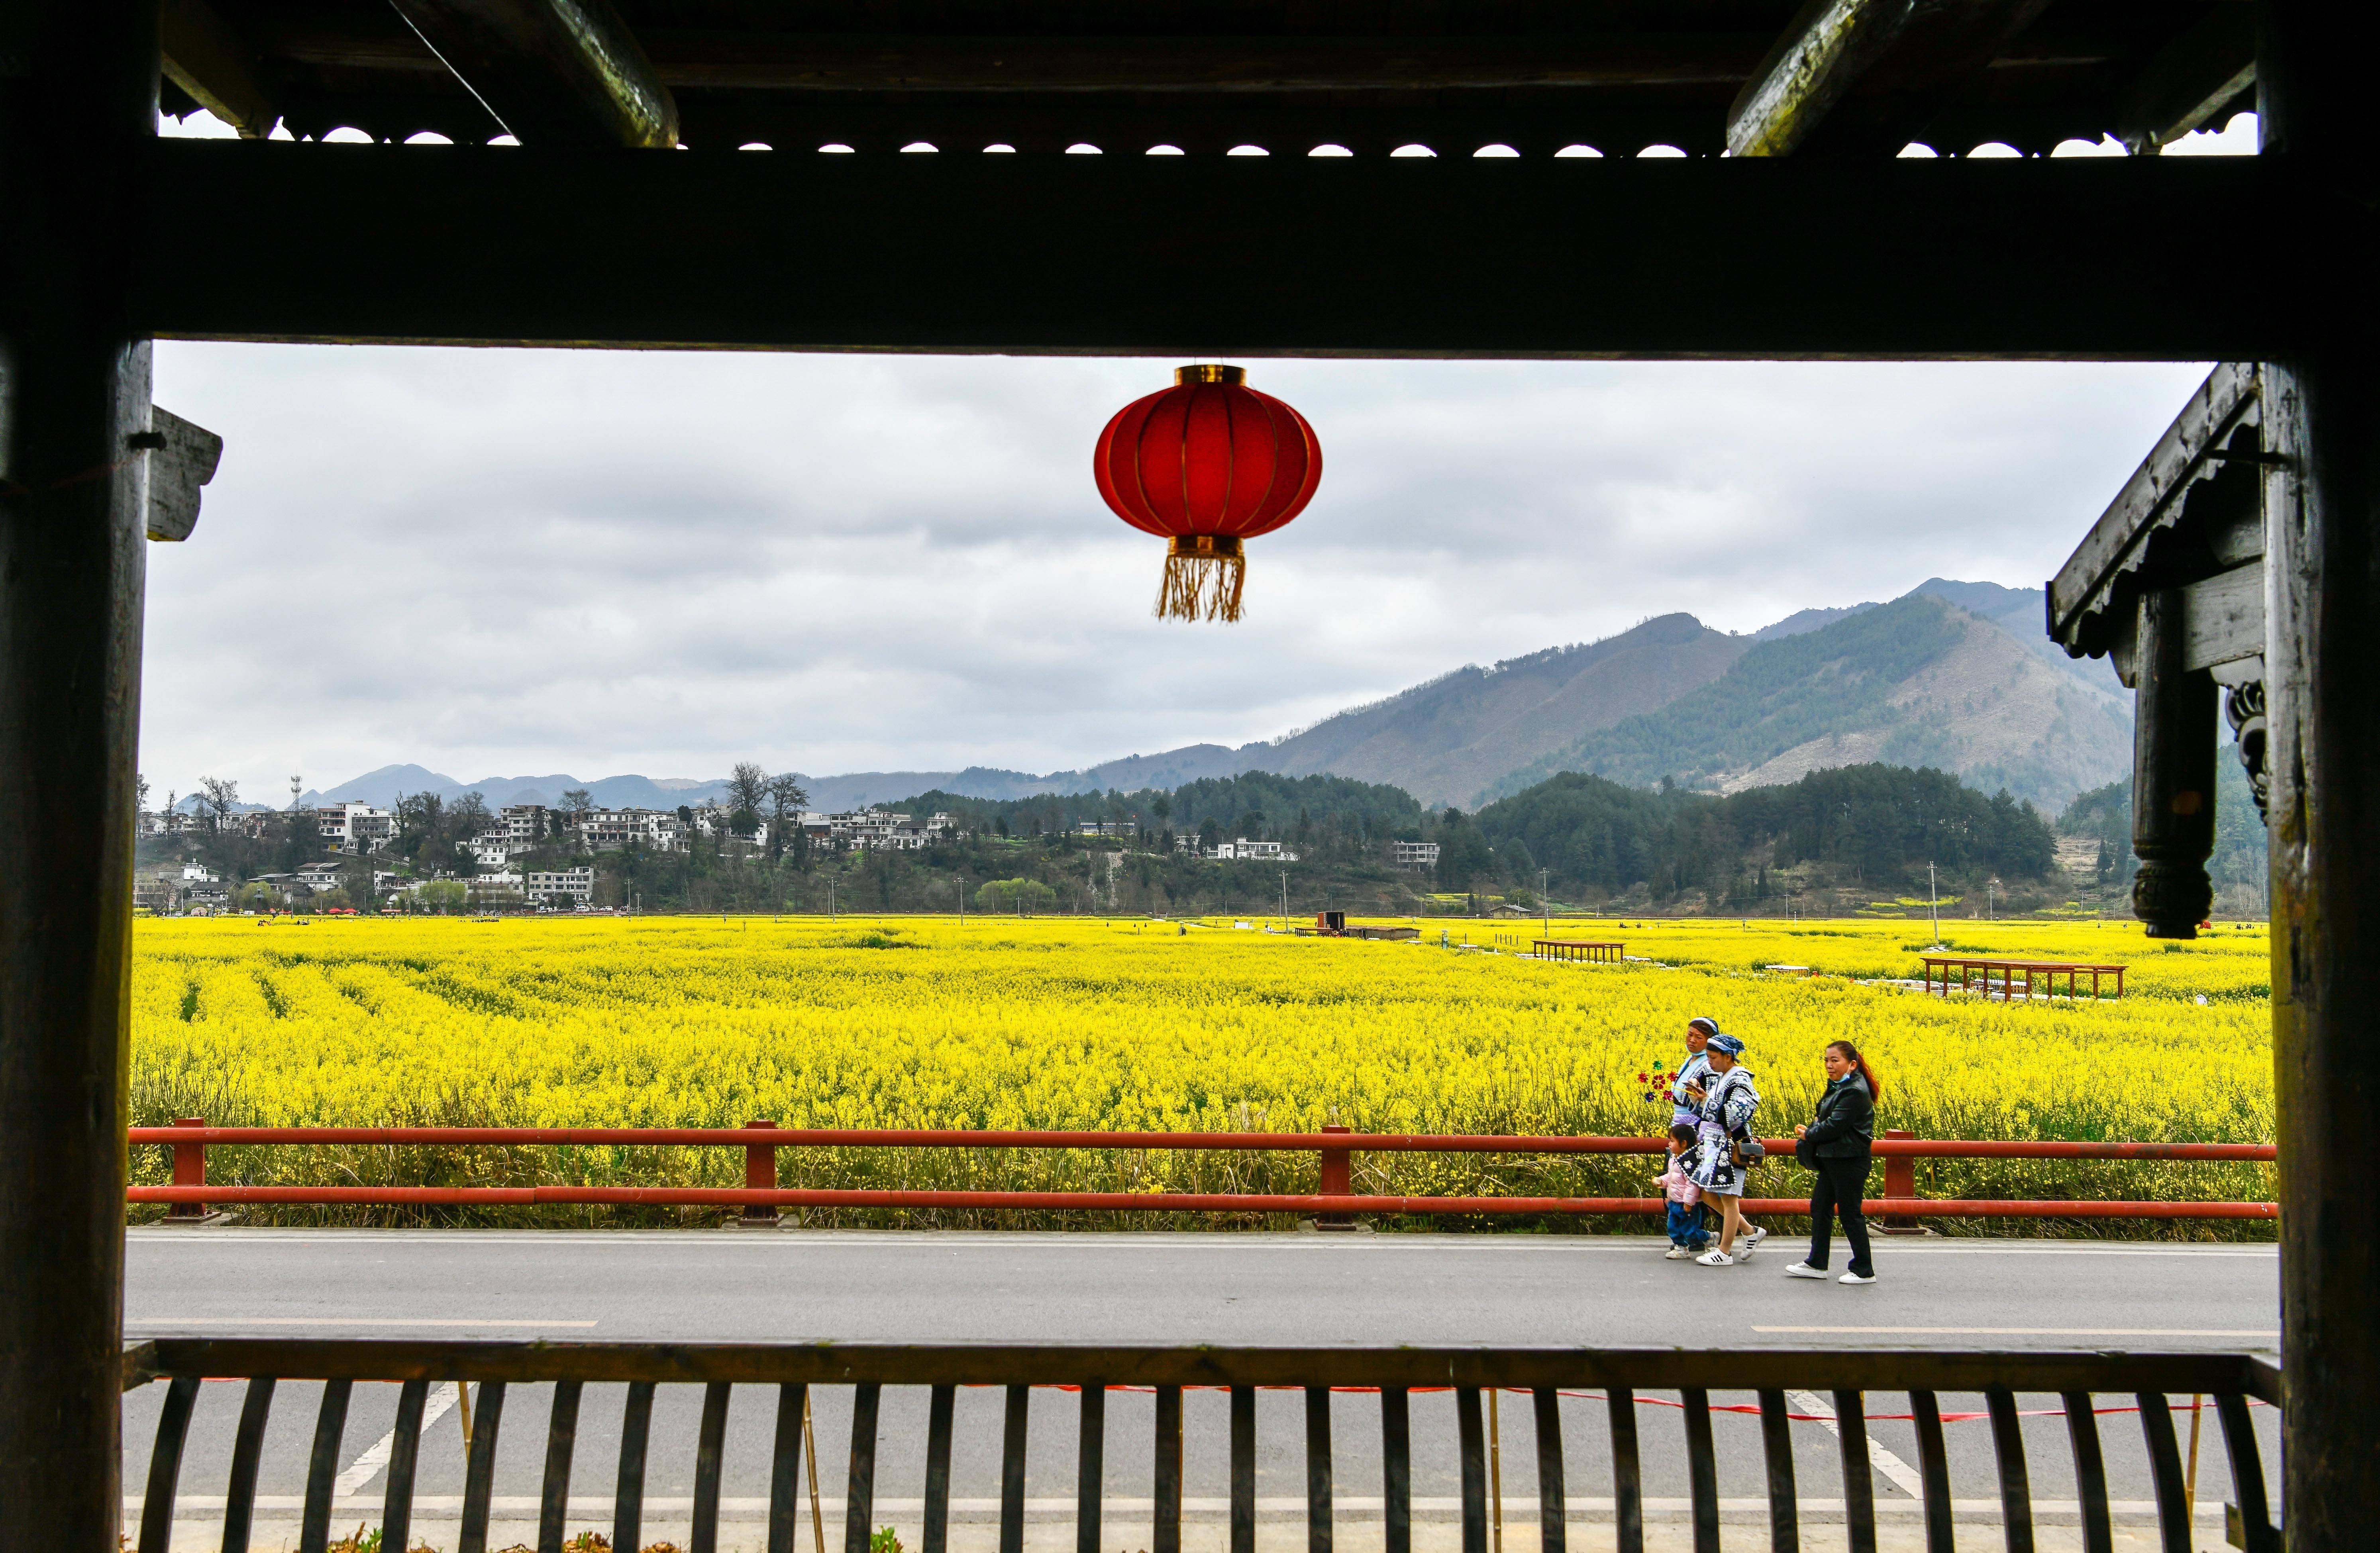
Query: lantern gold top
1175,364,1246,386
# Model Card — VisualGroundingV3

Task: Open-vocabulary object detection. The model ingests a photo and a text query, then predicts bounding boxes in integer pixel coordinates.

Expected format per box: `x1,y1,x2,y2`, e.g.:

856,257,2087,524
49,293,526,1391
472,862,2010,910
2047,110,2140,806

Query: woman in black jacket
1785,1040,1880,1285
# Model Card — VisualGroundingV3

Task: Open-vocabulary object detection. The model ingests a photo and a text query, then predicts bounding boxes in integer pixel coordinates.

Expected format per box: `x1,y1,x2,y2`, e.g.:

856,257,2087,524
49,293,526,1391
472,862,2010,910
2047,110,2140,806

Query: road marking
127,1317,598,1328
1756,1326,2278,1337
335,1382,461,1495
1785,1390,1929,1500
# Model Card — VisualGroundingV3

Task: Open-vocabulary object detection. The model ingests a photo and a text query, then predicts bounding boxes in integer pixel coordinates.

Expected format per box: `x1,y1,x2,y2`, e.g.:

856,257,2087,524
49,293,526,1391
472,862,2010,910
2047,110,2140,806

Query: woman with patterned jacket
1686,1032,1765,1266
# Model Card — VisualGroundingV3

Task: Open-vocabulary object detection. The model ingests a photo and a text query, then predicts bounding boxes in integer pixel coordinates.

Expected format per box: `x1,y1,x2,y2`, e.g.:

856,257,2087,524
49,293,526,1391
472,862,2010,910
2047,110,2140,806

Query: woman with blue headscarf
1685,1031,1766,1266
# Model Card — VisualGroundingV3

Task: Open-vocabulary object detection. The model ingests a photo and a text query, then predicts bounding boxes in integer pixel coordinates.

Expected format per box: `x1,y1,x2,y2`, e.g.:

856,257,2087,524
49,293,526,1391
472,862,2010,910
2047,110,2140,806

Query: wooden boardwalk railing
120,1339,2284,1553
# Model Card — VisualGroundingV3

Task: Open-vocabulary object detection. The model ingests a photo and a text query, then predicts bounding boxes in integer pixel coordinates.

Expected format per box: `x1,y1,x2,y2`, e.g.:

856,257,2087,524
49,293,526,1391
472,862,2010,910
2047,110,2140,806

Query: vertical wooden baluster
2060,1392,2112,1553
846,1383,884,1553
539,1380,584,1553
1380,1388,1411,1553
924,1384,956,1553
1680,1390,1719,1553
2135,1393,2190,1553
1909,1392,1955,1553
1077,1383,1106,1553
1532,1390,1566,1553
769,1383,809,1553
693,1382,732,1553
383,1380,432,1553
2212,1394,2278,1553
1756,1389,1797,1553
1606,1388,1643,1553
1832,1390,1876,1553
138,1376,201,1553
1232,1386,1258,1553
1154,1385,1183,1553
301,1379,354,1553
221,1376,278,1553
1983,1386,2035,1553
615,1380,657,1553
1307,1385,1336,1553
1456,1387,1486,1553
459,1380,509,1553
999,1386,1030,1553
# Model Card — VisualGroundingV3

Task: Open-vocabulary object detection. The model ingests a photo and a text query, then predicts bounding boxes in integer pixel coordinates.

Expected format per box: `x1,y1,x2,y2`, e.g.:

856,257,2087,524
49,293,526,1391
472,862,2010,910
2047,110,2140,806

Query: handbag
1794,1133,1818,1170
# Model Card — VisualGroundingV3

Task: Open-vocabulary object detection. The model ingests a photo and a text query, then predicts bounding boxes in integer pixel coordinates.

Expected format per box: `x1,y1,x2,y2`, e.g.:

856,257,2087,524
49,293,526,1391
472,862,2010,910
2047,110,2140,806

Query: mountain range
284,578,2131,819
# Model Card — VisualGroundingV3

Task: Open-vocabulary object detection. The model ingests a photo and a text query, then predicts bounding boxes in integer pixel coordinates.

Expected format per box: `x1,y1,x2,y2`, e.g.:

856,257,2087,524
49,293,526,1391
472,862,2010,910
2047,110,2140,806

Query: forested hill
1458,763,2056,906
1483,593,2131,813
899,771,1424,845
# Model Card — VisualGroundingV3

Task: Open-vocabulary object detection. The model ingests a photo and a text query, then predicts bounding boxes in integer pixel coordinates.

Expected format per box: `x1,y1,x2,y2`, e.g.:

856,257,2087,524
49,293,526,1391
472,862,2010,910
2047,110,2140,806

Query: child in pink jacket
1656,1122,1707,1260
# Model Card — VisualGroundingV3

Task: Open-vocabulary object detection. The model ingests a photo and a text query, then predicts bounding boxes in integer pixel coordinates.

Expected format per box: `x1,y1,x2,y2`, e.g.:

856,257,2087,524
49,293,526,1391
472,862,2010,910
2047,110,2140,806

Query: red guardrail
126,1119,2276,1222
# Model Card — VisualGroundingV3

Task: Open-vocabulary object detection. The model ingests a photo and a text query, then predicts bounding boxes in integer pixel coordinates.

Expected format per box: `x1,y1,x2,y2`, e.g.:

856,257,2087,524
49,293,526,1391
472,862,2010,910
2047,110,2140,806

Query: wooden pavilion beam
2115,5,2256,154
386,0,678,147
160,0,279,136
139,140,2282,359
1727,0,2050,158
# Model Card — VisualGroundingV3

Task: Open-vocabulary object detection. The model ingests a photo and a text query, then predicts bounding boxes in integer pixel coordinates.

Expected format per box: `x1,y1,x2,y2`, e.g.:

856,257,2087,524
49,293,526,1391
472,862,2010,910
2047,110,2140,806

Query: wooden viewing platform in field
1921,955,2127,1001
1535,939,1624,964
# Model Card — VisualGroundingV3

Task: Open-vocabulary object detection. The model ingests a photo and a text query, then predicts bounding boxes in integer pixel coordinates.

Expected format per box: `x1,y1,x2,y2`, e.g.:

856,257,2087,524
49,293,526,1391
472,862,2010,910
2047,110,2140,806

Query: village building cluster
137,800,969,914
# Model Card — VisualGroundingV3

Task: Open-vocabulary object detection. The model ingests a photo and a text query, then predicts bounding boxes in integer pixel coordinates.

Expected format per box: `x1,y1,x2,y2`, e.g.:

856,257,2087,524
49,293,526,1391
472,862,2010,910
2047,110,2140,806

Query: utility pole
1929,861,1940,946
1541,868,1550,937
1280,867,1289,927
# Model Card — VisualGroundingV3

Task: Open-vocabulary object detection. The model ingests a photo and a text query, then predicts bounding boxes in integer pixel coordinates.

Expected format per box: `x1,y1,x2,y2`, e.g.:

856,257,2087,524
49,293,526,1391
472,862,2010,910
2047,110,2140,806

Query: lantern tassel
1156,535,1246,624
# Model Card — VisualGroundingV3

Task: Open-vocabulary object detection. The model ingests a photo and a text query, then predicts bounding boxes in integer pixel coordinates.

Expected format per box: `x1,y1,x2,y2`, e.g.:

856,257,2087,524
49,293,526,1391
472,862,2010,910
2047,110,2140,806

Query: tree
136,773,150,816
977,878,1056,914
1150,795,1171,824
1433,808,1495,891
727,763,771,819
198,776,239,833
767,772,810,862
452,791,492,833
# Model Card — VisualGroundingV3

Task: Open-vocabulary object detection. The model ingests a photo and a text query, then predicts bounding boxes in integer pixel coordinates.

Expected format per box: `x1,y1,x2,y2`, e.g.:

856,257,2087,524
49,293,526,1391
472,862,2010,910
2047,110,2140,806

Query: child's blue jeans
1666,1200,1707,1247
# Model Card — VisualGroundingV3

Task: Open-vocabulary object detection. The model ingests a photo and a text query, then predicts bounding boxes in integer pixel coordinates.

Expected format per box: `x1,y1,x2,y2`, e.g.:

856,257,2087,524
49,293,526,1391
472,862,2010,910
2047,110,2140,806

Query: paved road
124,1229,2278,1551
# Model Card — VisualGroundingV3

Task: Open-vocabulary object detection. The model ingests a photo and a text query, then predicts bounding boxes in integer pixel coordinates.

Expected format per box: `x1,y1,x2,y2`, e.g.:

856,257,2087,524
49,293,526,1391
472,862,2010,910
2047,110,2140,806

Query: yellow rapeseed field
129,914,2274,1233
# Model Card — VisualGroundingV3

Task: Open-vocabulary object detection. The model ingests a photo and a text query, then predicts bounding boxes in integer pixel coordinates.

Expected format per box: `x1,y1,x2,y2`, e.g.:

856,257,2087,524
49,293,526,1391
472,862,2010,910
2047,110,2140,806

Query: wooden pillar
2129,589,2218,939
0,4,156,1547
2261,2,2380,1546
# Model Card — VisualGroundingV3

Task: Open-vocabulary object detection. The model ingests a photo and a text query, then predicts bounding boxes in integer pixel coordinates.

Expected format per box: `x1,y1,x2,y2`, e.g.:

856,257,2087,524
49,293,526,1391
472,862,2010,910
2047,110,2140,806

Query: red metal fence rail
126,1118,2277,1222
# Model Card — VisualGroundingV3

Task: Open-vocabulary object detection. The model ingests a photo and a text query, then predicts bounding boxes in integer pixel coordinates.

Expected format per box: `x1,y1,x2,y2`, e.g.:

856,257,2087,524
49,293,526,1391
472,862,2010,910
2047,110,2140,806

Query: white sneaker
1737,1227,1764,1259
1840,1271,1877,1286
1696,1249,1734,1266
1746,1226,1770,1248
1784,1263,1827,1280
1664,1245,1691,1259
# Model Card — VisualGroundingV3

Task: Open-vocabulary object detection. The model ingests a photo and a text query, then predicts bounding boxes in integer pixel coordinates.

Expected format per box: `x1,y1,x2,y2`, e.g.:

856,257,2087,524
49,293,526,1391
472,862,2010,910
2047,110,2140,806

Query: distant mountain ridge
285,578,2128,821
1483,592,2132,810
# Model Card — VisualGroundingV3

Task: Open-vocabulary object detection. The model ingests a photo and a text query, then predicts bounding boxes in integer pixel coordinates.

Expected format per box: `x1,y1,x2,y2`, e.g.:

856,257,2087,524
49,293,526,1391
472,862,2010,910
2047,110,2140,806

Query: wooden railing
120,1339,2283,1553
128,1122,2279,1223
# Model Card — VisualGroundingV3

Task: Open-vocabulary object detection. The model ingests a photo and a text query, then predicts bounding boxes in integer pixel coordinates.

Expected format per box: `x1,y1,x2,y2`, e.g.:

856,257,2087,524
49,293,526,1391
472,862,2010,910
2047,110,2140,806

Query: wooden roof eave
2047,360,2264,667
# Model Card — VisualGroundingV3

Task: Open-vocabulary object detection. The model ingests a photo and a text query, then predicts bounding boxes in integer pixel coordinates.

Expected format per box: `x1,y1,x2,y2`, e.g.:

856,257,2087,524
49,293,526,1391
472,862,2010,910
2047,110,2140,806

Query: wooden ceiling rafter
386,0,681,147
1726,0,2057,157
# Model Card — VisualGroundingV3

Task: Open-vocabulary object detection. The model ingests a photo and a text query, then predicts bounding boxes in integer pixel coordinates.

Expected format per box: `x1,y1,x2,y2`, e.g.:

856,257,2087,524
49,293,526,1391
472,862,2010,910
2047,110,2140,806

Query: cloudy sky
141,115,2254,804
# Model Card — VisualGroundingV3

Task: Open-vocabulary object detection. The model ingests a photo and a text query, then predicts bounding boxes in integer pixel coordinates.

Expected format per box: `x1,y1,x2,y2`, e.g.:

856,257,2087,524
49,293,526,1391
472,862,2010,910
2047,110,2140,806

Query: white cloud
145,340,2207,800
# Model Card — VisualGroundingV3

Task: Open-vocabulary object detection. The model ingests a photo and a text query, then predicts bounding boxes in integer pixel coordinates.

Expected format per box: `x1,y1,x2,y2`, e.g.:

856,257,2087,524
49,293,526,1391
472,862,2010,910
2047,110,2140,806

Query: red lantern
1094,364,1322,623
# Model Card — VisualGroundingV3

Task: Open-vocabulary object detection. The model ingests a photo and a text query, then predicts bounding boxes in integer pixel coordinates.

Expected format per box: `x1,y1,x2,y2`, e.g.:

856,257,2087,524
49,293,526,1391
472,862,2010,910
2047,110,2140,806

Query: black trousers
1806,1152,1874,1275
